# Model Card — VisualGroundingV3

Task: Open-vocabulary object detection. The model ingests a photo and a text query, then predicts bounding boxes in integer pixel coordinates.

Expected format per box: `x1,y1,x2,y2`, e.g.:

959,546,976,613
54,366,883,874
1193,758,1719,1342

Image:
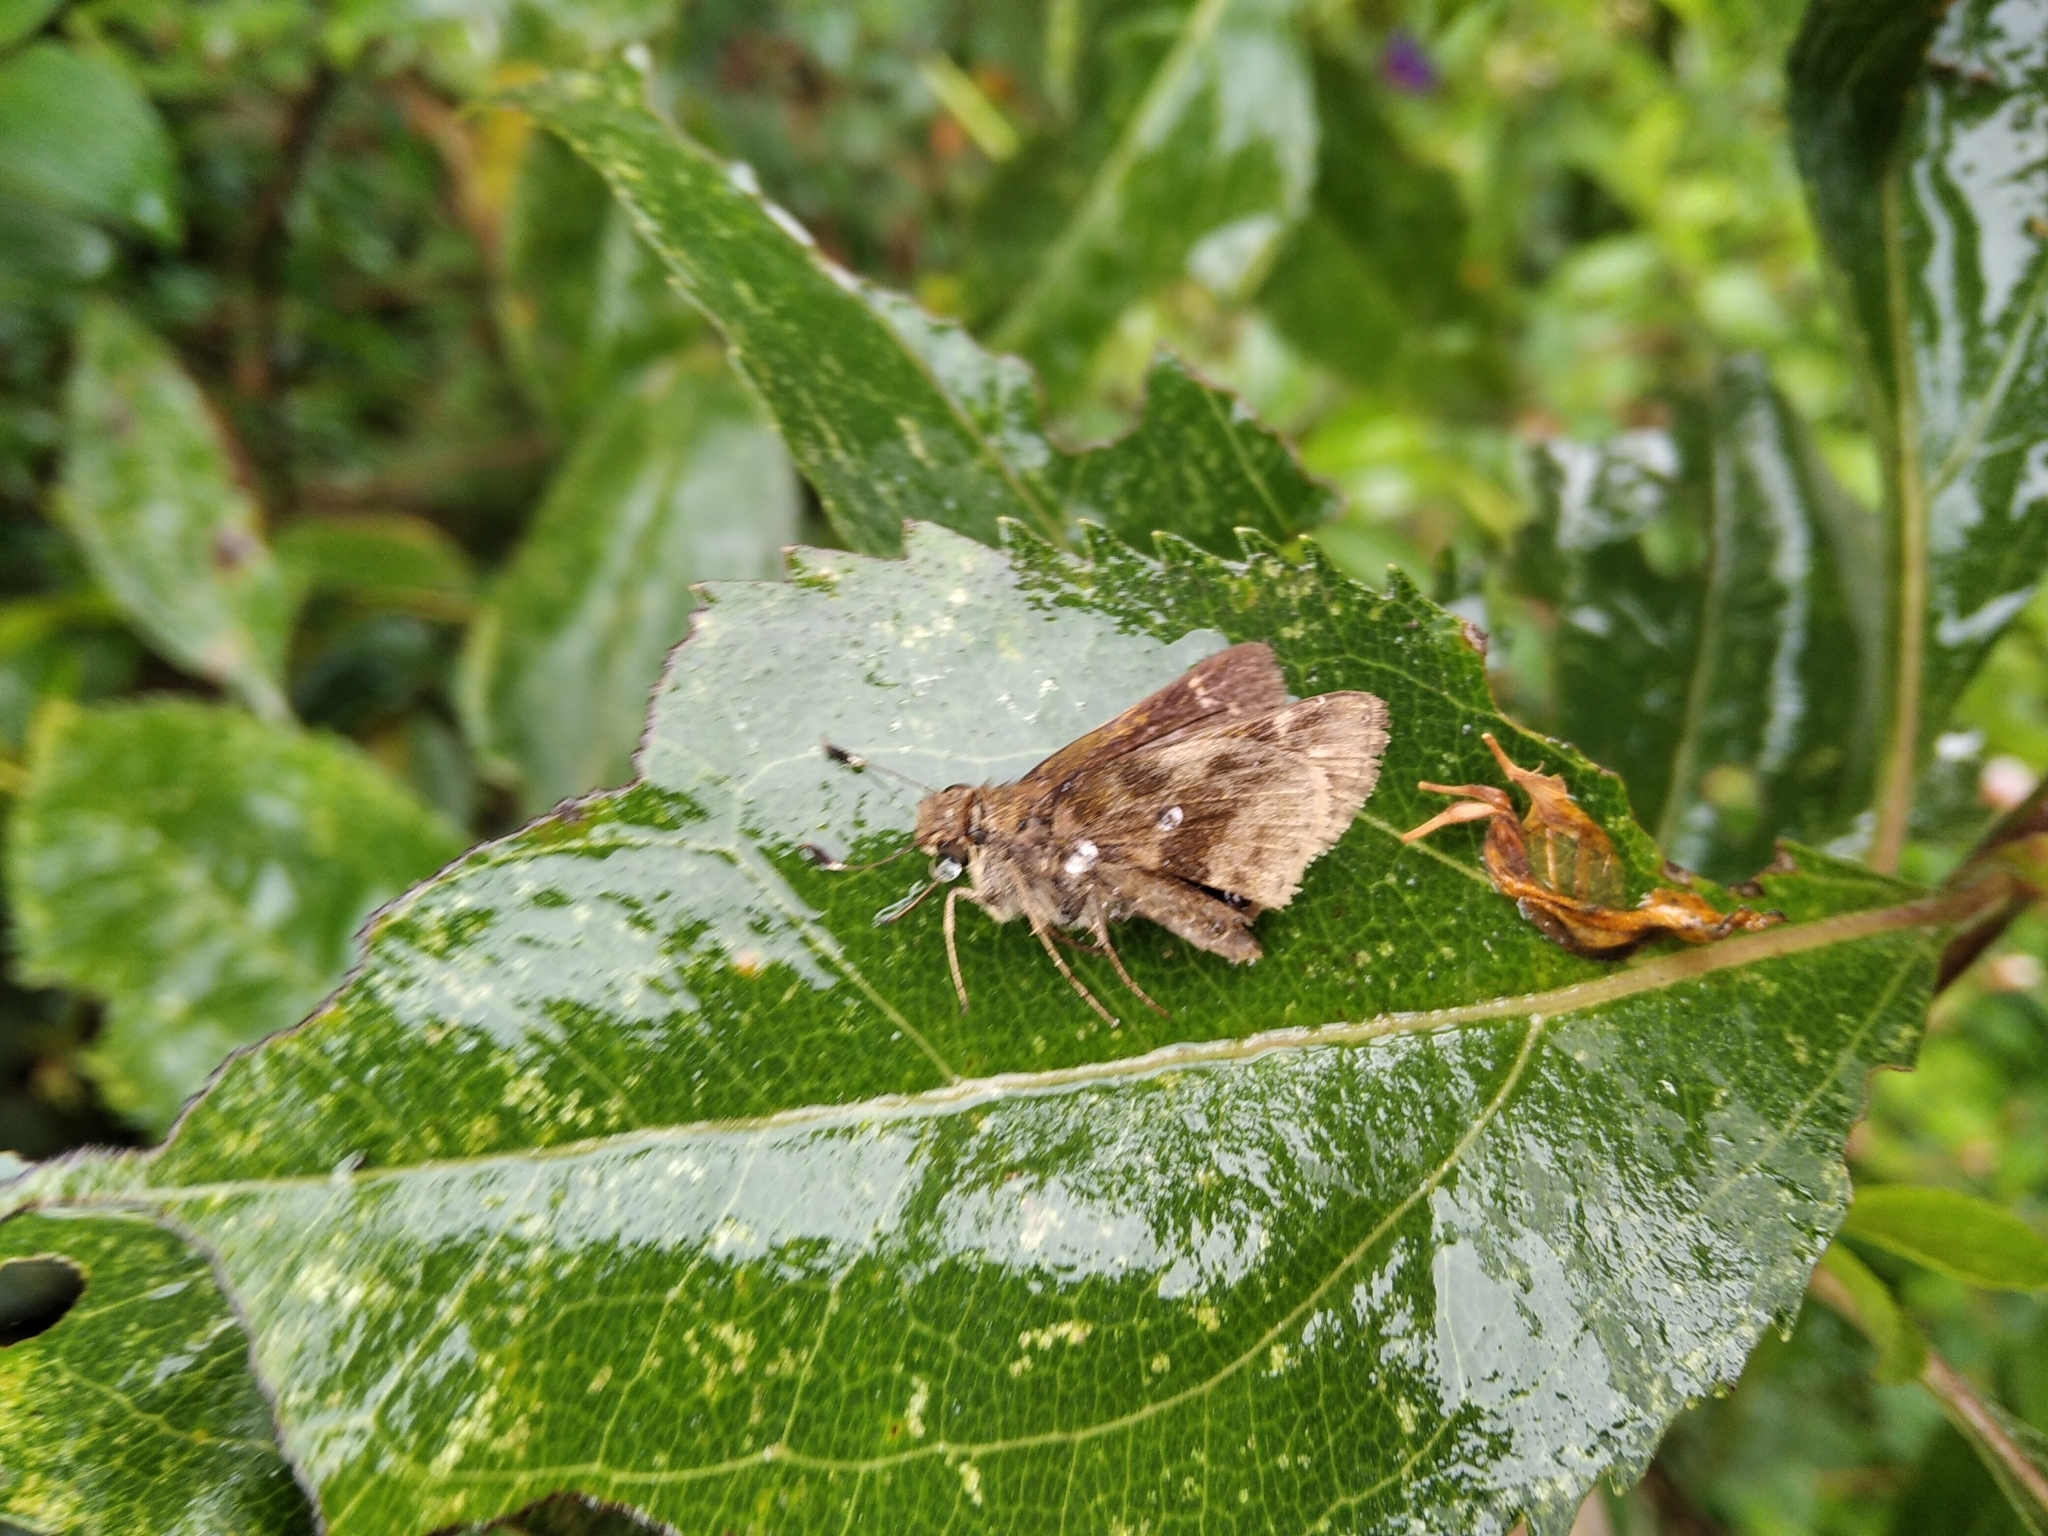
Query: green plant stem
1810,1260,2048,1515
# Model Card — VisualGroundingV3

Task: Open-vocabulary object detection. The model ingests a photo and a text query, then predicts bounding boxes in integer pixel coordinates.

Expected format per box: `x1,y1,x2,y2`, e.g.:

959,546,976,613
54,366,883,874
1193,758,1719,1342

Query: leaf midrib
40,884,1963,1208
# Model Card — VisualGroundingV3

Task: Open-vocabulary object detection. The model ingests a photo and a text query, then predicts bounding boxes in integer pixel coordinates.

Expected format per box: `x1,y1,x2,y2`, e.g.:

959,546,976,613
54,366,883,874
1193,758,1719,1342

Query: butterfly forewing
1018,641,1289,794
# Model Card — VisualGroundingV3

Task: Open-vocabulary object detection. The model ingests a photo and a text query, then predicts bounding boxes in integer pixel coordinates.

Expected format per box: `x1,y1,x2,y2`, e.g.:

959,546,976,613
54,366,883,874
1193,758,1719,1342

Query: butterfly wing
1018,642,1289,792
1052,691,1390,911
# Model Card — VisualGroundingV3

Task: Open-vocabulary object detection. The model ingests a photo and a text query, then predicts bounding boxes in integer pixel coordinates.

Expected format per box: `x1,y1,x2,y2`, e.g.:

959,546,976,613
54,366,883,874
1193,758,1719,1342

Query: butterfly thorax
916,781,1100,926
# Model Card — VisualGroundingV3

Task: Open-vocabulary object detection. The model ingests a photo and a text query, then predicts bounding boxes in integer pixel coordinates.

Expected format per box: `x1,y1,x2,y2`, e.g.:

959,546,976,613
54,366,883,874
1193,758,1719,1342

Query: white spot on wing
1157,805,1184,831
1063,840,1099,876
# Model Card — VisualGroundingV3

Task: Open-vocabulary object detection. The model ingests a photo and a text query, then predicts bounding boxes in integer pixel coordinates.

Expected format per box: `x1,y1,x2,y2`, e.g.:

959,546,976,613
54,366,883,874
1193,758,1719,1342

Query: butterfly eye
932,856,963,882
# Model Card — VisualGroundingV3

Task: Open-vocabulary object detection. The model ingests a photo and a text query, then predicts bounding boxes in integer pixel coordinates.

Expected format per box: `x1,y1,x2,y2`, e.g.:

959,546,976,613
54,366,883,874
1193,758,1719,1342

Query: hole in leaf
469,1491,670,1535
0,1256,86,1346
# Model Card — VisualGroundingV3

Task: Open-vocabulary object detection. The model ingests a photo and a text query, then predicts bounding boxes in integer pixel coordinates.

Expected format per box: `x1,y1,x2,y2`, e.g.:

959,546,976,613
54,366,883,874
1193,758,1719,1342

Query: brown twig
1936,773,2048,990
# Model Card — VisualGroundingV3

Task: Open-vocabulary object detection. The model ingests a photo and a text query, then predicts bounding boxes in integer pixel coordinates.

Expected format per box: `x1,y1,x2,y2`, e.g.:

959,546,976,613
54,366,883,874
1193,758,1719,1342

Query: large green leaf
3,524,1964,1534
0,1212,316,1535
0,43,178,241
6,700,462,1131
1511,357,1885,881
461,359,800,814
977,0,1317,399
1790,0,2048,864
514,65,1335,560
57,302,292,720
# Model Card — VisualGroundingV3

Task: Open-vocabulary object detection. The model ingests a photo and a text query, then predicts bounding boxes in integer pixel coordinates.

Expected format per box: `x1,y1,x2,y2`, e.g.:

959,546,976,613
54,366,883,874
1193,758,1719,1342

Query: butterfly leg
1090,914,1168,1017
943,884,971,1013
1030,917,1119,1028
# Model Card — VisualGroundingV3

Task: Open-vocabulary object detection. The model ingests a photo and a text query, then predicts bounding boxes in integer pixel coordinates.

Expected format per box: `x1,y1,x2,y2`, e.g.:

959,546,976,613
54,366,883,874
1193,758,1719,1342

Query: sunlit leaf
6,700,461,1131
514,65,1333,561
1790,0,2048,861
6,524,1961,1535
57,302,291,719
1510,357,1884,880
460,359,799,813
0,43,178,241
1844,1183,2048,1290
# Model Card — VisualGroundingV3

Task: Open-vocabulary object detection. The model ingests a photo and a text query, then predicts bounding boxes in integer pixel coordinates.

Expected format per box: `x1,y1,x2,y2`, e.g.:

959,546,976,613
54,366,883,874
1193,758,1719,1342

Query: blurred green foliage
1,0,2045,1529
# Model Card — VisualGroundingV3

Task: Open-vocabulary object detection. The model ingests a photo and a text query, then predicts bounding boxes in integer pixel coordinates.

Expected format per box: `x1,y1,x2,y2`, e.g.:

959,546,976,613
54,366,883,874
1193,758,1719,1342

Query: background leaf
57,303,291,720
1817,1243,1928,1384
9,524,1952,1534
978,0,1317,400
503,127,702,434
461,358,799,814
516,65,1334,562
1844,1183,2048,1290
0,43,179,241
275,513,476,623
1790,0,2048,862
0,1211,316,1535
1257,47,1499,408
6,699,461,1130
0,0,63,50
1510,357,1884,879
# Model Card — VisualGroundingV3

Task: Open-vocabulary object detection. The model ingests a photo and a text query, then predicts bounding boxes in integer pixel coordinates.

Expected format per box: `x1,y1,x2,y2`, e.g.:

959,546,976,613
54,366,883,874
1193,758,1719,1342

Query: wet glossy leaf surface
516,67,1333,561
1791,0,2048,748
57,302,290,719
1512,359,1884,880
6,700,461,1131
0,1210,316,1535
3,526,1954,1535
461,359,799,814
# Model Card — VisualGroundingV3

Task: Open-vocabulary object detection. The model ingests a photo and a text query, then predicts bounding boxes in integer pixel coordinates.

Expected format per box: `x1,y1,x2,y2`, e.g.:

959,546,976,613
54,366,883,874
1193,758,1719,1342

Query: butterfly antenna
823,741,934,794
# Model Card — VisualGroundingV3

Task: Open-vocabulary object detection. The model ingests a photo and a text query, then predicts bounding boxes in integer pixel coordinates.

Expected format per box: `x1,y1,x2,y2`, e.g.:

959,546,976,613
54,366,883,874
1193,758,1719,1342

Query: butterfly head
914,785,980,876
